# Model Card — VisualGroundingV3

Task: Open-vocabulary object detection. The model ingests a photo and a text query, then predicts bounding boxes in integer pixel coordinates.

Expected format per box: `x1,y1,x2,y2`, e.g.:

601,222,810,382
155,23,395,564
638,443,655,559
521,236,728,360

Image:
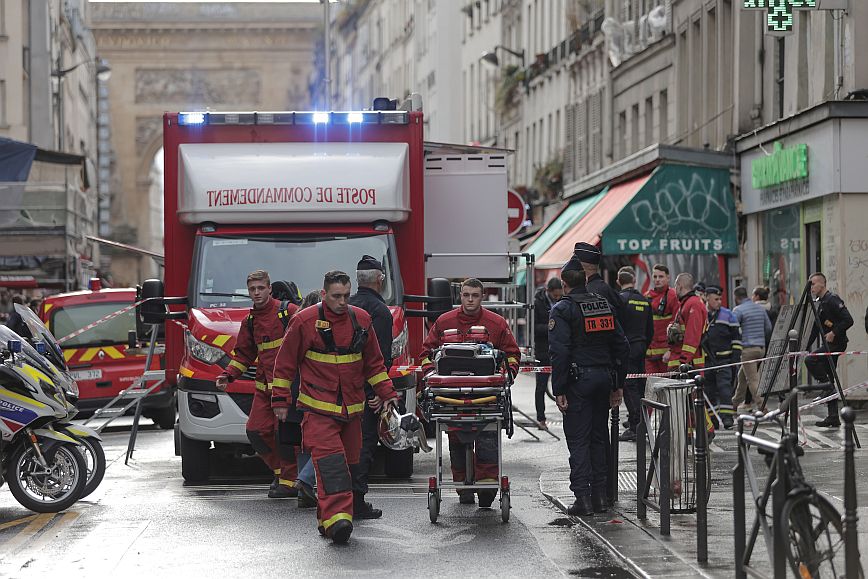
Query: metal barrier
842,407,863,578
637,370,709,561
636,398,671,535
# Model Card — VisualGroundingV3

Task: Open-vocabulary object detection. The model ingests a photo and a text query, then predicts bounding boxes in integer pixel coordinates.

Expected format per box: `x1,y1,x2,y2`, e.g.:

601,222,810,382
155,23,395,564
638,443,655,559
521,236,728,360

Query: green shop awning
523,189,605,259
601,164,737,255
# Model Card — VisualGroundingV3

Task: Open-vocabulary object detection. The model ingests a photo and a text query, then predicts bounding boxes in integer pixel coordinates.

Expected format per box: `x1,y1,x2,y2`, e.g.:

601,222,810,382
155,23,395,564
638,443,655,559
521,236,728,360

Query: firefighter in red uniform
216,270,299,498
645,263,679,375
419,278,520,508
664,272,707,371
272,270,397,544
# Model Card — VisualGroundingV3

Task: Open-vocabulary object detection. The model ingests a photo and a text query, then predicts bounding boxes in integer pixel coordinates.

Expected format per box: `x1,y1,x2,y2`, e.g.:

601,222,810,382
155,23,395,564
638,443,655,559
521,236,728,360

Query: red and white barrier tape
797,380,868,411
396,349,868,380
57,298,149,344
56,296,188,343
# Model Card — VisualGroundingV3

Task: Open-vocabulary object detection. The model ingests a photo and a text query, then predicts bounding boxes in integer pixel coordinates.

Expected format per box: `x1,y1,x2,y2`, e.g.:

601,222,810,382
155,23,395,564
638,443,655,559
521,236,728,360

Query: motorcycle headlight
185,330,225,365
391,322,408,360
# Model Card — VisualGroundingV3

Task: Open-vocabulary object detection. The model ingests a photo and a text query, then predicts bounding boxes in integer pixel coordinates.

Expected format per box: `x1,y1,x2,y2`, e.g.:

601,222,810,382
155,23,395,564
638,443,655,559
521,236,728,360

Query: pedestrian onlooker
805,272,853,428
533,277,563,430
752,285,777,328
702,286,741,429
615,266,652,442
732,286,772,412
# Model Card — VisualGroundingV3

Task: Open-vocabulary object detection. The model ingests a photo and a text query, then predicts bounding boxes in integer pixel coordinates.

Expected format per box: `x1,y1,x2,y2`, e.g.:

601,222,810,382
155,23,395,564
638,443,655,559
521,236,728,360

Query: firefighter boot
268,481,299,499
296,479,317,508
329,519,353,544
458,490,476,504
353,492,383,519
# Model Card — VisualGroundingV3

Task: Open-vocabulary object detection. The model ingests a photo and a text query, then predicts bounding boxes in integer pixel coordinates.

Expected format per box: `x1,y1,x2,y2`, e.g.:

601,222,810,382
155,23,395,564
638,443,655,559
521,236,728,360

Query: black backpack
246,280,300,335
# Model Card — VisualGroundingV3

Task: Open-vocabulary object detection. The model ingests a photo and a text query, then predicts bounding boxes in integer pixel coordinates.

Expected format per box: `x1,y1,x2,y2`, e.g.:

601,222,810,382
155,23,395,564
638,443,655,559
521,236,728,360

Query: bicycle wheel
782,492,857,579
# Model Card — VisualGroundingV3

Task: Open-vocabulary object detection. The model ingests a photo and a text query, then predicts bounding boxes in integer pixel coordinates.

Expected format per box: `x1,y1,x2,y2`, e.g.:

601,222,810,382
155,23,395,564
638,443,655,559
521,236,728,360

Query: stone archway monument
91,2,321,285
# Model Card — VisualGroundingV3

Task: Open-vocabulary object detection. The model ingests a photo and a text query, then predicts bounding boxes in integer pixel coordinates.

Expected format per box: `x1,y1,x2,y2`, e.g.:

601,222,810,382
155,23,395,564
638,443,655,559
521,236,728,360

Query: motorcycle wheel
75,437,106,499
6,442,87,513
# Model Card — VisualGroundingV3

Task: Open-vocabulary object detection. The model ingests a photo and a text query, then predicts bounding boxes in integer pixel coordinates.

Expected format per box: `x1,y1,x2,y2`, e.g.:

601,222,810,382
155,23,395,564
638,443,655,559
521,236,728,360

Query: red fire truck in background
40,280,175,428
146,103,522,483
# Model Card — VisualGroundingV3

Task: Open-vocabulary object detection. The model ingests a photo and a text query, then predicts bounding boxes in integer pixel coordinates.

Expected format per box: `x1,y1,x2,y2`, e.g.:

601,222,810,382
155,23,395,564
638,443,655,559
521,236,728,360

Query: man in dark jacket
805,272,854,427
616,267,653,441
348,255,394,519
533,277,563,429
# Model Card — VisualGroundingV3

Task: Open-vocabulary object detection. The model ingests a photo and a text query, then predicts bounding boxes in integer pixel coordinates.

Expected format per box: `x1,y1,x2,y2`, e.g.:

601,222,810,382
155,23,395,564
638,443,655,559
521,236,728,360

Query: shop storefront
526,146,738,300
736,102,868,395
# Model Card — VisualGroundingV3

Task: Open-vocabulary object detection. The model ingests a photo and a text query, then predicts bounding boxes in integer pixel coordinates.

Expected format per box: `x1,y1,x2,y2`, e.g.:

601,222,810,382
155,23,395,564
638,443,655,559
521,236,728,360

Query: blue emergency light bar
176,111,409,126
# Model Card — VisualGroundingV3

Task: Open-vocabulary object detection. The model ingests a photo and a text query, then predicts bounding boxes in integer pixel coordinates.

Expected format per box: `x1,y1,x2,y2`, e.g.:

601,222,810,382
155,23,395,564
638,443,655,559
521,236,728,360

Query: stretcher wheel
428,491,440,523
500,491,510,523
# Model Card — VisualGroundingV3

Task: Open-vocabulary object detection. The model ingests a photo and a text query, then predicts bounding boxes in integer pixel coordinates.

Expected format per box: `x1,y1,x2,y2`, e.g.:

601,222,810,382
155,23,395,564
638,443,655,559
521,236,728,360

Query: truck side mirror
138,278,167,326
427,278,452,323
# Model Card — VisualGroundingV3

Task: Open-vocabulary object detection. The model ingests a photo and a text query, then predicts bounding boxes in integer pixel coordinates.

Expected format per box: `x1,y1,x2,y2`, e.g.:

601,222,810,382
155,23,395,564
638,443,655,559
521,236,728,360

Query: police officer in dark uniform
348,255,394,518
616,266,653,442
549,253,630,516
573,242,625,319
805,272,853,427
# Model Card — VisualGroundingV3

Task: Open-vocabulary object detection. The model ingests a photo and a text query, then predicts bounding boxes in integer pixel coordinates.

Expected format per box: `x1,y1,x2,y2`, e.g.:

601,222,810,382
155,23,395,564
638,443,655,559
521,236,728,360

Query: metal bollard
609,405,619,504
733,419,746,579
636,408,646,520
693,373,708,563
841,407,862,578
788,329,799,435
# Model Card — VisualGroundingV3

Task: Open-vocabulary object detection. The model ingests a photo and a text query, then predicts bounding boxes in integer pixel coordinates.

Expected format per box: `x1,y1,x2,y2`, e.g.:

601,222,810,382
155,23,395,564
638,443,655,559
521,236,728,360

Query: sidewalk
539,411,868,578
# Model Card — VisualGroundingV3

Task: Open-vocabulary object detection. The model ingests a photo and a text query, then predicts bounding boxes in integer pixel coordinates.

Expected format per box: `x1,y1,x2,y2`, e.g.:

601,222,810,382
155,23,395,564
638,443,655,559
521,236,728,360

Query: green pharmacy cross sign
743,0,818,35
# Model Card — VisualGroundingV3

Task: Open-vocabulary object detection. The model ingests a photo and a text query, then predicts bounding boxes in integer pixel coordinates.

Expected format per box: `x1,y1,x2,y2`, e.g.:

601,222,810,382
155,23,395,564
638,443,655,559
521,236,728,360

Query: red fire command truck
40,281,175,428
157,105,514,483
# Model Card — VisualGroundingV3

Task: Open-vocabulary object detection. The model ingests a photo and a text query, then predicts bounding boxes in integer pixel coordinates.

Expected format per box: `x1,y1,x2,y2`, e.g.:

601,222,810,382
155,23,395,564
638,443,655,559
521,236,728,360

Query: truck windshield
192,233,400,308
50,302,136,348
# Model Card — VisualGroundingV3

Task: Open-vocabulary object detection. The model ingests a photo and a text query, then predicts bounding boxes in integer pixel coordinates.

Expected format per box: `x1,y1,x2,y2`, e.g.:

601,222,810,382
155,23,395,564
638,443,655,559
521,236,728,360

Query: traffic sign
507,189,527,237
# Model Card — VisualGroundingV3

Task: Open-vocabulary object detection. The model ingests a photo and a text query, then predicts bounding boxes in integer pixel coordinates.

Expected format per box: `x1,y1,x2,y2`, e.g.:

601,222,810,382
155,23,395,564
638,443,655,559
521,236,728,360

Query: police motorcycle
0,324,87,512
9,304,106,500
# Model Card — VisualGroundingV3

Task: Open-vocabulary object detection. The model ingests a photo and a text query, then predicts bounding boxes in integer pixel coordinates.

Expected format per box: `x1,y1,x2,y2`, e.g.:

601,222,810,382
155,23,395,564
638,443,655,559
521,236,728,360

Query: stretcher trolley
420,339,514,523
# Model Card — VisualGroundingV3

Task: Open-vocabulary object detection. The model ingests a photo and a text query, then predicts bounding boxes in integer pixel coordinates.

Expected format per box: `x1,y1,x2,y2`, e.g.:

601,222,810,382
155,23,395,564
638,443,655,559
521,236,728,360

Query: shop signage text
742,0,817,35
751,142,808,189
614,238,726,253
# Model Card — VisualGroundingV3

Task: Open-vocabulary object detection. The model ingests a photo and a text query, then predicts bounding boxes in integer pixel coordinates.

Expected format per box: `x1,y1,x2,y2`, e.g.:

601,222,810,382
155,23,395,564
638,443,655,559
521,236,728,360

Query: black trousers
535,368,551,421
350,403,379,496
805,341,846,418
622,342,646,432
563,367,612,499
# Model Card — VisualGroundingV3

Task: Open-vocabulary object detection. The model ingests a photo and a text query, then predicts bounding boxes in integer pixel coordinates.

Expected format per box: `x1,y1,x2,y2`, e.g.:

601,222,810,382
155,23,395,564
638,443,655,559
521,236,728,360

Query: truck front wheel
383,447,414,479
180,432,210,483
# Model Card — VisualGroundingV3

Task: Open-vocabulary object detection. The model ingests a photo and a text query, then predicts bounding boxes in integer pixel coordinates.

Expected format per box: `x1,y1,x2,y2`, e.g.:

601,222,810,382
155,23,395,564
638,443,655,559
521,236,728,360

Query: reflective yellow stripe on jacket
272,377,292,389
257,338,283,352
305,351,363,364
367,372,389,386
229,360,248,372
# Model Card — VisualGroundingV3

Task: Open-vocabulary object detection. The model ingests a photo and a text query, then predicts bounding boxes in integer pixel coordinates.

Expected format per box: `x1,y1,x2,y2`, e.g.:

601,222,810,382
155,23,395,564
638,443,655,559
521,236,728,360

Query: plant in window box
494,64,525,115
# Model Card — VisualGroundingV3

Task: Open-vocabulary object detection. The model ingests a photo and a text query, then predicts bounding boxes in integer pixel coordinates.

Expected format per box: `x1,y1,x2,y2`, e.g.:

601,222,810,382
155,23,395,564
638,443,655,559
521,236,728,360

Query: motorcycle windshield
0,324,76,404
14,304,68,372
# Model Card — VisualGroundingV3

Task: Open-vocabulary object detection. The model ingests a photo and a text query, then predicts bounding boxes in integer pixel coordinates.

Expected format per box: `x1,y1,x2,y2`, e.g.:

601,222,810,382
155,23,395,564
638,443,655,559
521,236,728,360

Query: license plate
70,369,103,381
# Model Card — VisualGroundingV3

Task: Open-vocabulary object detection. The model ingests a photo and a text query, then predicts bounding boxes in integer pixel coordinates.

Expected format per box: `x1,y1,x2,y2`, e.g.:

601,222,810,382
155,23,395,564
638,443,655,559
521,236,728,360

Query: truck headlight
391,322,408,360
185,330,224,365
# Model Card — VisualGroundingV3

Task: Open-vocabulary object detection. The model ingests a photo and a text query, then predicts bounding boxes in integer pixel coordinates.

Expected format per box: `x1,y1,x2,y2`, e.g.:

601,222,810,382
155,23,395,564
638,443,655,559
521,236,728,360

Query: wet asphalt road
0,376,635,578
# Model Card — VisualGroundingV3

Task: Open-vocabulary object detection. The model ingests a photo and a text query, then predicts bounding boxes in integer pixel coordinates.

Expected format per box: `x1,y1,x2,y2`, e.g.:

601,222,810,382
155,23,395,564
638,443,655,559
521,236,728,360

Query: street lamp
51,58,112,151
480,46,526,68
